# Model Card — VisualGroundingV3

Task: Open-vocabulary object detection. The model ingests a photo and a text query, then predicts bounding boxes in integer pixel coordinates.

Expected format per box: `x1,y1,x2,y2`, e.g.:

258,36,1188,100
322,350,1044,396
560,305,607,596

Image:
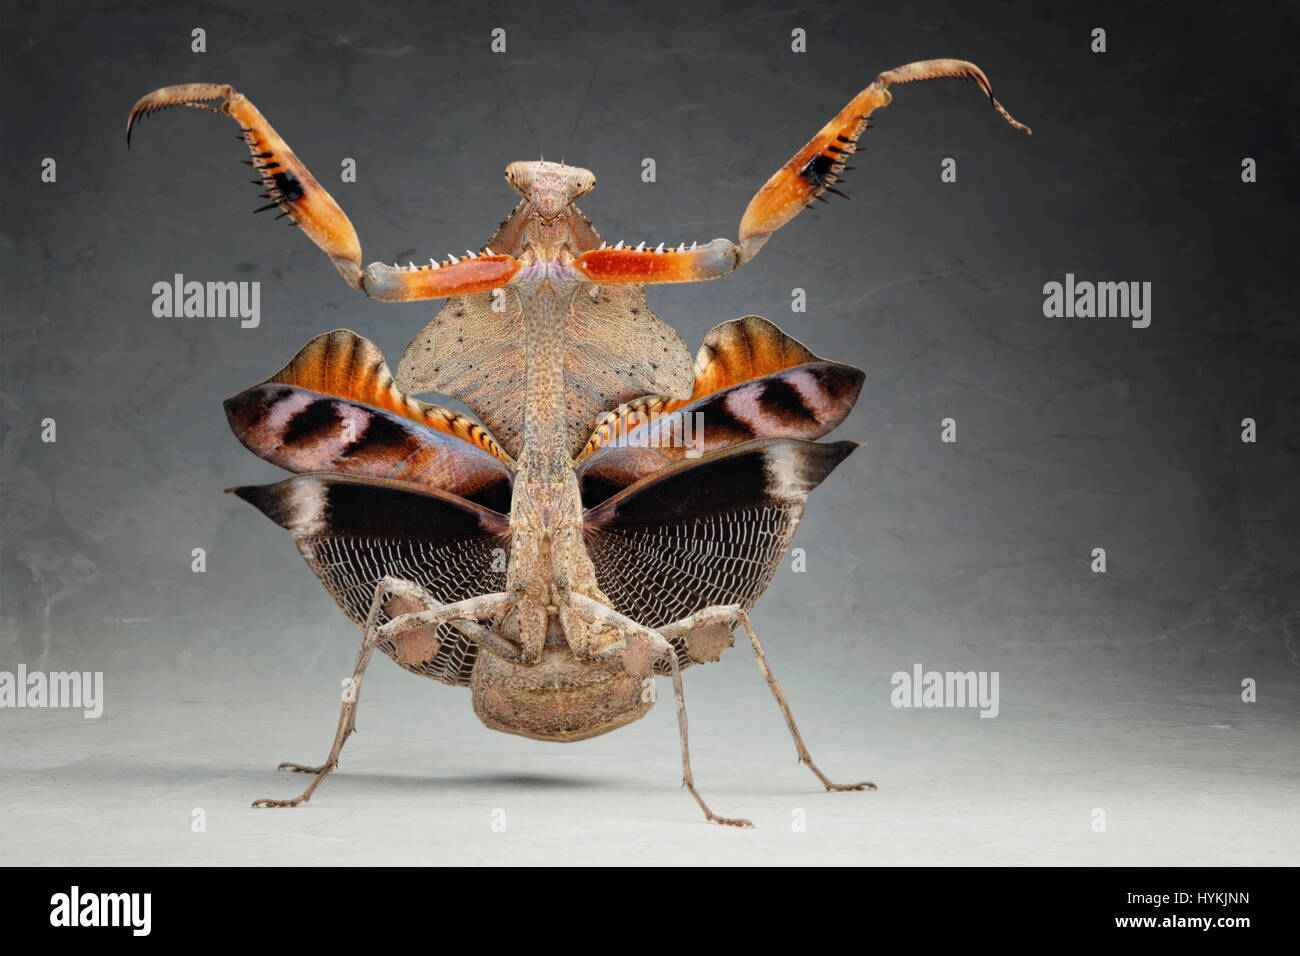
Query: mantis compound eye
565,167,595,201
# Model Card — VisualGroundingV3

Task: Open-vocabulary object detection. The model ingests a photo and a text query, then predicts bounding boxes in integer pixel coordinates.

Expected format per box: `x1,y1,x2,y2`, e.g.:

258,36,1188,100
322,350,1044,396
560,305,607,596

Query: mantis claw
127,81,365,287
126,82,235,145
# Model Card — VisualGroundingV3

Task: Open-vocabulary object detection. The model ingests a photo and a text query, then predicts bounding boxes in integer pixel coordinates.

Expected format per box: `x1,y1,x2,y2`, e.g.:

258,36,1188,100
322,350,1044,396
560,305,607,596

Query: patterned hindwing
576,316,863,505
583,438,858,671
579,313,859,448
225,329,514,508
253,328,509,460
687,314,827,401
233,474,511,685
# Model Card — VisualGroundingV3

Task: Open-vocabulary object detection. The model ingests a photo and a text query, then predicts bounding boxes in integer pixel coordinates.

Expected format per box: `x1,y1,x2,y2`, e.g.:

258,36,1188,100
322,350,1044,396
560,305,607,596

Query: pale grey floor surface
2,662,1295,866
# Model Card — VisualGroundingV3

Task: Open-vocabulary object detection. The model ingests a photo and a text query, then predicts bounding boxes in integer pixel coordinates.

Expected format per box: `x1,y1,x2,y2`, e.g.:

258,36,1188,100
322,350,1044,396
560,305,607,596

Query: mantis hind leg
660,605,876,793
253,580,519,808
252,581,389,808
562,593,754,827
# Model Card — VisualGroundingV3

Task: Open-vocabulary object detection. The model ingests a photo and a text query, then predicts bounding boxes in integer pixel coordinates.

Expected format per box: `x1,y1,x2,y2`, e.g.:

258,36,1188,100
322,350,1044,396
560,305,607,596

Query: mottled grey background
1,0,1296,864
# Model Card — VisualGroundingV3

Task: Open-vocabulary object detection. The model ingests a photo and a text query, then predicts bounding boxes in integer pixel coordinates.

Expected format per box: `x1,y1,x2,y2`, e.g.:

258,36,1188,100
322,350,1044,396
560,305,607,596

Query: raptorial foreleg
573,59,1030,285
127,84,521,299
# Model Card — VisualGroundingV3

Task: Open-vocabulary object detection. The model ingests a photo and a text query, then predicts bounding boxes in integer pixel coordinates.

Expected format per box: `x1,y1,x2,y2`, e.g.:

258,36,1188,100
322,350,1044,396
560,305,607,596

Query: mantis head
505,161,595,220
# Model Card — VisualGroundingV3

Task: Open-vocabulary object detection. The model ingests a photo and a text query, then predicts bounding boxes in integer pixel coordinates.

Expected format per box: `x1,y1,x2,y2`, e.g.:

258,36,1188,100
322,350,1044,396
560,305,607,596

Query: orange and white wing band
574,239,738,285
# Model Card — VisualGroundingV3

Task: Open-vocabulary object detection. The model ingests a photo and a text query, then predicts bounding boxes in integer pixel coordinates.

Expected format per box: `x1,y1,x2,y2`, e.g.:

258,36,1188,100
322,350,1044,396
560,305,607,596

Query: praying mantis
128,59,1029,826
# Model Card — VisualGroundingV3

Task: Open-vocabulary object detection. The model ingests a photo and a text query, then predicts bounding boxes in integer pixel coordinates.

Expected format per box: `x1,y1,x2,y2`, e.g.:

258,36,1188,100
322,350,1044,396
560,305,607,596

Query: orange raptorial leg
574,239,739,285
575,60,1028,288
361,255,522,302
128,83,365,287
737,59,1031,263
127,83,523,302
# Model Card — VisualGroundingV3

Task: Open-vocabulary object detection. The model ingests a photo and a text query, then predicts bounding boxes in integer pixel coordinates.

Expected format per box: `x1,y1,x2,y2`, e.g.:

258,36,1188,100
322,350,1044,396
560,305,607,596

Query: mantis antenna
562,55,601,166
496,61,544,161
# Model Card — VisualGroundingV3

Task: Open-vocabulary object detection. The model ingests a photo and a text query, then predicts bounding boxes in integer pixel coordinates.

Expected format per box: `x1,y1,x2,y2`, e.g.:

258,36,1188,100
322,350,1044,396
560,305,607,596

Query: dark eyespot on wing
225,383,515,501
580,316,862,460
282,398,343,446
574,359,862,496
756,375,813,422
240,328,512,462
339,407,411,457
